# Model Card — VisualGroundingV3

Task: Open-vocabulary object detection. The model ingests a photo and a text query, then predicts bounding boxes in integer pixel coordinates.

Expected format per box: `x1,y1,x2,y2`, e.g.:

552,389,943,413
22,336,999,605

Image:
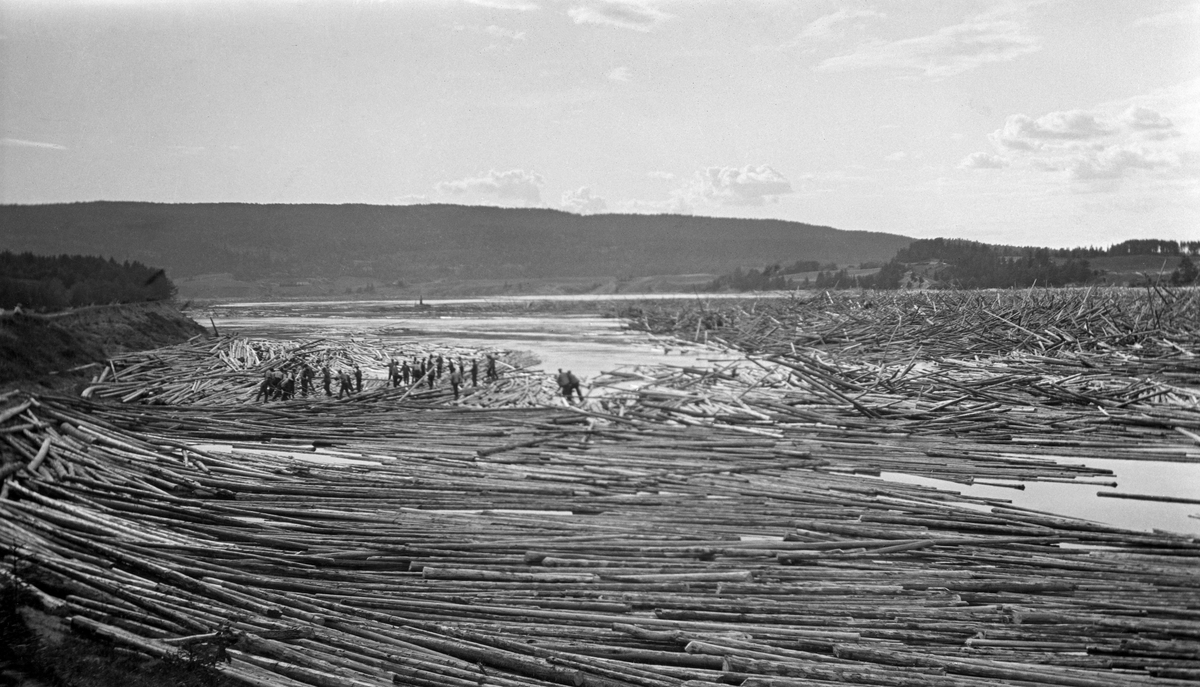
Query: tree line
0,251,176,312
706,237,1199,293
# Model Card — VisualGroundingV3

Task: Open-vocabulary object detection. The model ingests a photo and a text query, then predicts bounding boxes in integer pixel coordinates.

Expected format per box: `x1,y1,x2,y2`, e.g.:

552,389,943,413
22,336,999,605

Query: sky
1,0,1198,248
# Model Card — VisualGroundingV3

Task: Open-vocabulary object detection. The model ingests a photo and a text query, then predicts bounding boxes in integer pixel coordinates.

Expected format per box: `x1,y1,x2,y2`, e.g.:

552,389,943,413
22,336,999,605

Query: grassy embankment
0,301,207,390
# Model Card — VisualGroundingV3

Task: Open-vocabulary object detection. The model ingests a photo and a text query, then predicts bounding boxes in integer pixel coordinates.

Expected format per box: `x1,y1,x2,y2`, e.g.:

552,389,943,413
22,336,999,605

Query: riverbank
0,301,207,390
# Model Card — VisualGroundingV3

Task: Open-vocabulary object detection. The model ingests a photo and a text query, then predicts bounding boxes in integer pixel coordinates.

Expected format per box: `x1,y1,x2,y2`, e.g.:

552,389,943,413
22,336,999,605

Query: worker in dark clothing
300,364,314,396
471,359,478,386
556,369,582,403
437,355,445,379
322,365,333,397
555,369,572,403
353,365,363,393
566,370,582,402
449,367,464,400
280,374,296,401
486,355,498,381
337,369,353,399
387,359,398,388
254,372,272,403
401,360,411,385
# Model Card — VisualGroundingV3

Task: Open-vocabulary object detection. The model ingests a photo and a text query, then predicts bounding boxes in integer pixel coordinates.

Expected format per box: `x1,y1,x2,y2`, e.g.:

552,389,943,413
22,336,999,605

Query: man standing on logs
387,358,398,388
353,364,363,393
254,370,273,403
300,363,314,397
449,366,464,400
486,354,498,382
471,358,478,386
280,374,296,401
401,360,411,386
337,369,353,399
322,364,333,397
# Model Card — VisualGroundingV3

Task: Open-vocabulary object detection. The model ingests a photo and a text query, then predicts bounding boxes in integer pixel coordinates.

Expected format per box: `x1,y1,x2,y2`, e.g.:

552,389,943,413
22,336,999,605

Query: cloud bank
568,0,671,32
816,11,1039,78
560,186,608,214
964,103,1191,185
682,165,794,207
436,169,544,204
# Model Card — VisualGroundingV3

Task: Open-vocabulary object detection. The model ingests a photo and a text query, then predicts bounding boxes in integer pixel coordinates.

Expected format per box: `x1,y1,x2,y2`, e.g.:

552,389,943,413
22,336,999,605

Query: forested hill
0,202,911,281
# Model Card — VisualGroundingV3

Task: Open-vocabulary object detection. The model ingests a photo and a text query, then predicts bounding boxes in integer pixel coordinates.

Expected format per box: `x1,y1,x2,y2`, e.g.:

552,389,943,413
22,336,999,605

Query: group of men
255,362,363,402
253,353,503,403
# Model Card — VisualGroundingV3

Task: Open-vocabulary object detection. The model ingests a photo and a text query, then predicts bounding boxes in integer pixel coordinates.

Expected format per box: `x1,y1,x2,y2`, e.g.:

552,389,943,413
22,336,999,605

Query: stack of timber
2,384,1199,686
608,288,1199,472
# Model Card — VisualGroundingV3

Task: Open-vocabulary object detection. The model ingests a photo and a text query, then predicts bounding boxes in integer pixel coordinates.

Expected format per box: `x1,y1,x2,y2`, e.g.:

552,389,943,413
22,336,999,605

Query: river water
208,300,1200,537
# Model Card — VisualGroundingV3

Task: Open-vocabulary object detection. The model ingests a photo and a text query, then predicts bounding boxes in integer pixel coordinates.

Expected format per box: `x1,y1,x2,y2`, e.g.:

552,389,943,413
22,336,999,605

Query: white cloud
816,11,1039,78
959,151,1008,169
463,0,540,11
974,101,1195,188
799,9,885,40
885,151,907,161
435,169,544,204
647,170,675,180
606,66,631,82
1121,106,1175,132
484,24,527,40
560,186,608,214
2,137,67,150
568,1,671,32
1069,146,1178,181
1134,3,1200,27
990,110,1115,150
678,165,794,207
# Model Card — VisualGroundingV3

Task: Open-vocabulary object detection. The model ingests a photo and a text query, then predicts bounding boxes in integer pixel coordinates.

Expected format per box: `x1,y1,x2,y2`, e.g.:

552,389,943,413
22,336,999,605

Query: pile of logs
605,289,1199,473
2,385,1199,686
1,287,1198,686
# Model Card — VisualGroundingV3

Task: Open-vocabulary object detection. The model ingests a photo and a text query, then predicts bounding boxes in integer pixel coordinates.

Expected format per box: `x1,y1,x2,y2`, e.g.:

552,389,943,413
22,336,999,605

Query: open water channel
208,297,1200,538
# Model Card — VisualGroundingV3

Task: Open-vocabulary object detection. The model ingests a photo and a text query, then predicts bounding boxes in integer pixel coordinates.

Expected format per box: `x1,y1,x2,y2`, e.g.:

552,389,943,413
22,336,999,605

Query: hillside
0,203,911,284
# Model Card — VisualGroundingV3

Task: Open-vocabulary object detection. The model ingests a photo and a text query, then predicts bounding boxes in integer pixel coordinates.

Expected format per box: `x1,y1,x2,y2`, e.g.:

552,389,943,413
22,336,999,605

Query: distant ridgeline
0,251,175,312
707,238,1200,292
0,202,912,281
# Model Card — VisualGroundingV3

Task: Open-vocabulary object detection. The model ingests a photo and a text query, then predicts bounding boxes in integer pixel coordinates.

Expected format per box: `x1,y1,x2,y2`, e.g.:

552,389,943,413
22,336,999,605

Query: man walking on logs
449,366,464,401
353,364,363,393
322,364,333,397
